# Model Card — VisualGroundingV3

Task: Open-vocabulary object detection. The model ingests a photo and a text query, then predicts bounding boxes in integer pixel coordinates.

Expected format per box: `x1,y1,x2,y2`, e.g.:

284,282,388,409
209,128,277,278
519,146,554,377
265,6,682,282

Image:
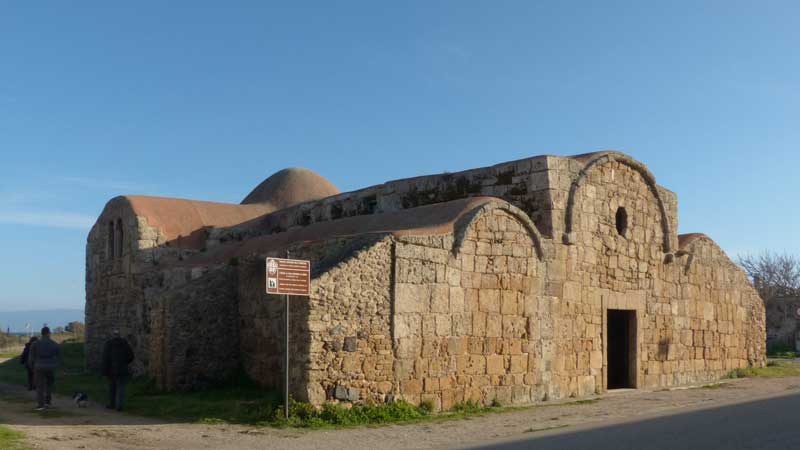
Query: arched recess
563,152,673,258
452,199,546,261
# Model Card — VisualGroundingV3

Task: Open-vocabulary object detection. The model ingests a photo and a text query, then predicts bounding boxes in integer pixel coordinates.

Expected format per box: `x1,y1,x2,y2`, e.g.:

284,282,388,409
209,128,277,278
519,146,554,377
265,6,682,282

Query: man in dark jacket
19,336,38,390
102,330,134,412
31,327,61,410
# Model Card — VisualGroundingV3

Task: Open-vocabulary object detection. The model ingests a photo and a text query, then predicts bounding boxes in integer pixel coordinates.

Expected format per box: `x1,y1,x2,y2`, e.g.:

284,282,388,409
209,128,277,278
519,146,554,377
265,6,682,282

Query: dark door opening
607,309,636,389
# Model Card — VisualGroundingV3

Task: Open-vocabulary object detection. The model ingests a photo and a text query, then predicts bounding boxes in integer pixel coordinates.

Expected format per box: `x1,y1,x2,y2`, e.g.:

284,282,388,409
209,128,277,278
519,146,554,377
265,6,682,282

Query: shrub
451,400,482,413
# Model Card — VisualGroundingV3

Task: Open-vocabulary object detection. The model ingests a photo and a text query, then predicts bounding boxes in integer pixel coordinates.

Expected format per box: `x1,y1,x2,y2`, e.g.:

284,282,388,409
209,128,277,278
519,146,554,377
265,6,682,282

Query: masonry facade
85,152,765,409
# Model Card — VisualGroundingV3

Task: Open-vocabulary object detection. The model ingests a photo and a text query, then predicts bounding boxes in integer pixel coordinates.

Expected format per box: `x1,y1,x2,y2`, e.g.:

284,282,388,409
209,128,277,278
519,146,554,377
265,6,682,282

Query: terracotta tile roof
124,196,275,249
179,197,501,266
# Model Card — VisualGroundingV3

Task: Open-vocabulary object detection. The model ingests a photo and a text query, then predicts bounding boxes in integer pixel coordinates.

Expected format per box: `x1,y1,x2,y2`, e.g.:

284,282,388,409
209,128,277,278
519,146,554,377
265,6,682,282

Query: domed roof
241,167,340,209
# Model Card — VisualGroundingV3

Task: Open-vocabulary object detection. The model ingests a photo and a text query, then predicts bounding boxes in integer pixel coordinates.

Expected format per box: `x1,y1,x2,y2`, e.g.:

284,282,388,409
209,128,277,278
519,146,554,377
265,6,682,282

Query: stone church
85,151,765,409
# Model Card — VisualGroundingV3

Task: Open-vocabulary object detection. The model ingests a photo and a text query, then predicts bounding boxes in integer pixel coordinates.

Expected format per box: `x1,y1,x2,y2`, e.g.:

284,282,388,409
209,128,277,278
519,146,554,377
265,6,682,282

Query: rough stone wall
158,267,240,389
556,160,668,396
671,237,766,375
86,197,220,385
392,207,547,410
85,201,152,373
237,235,392,402
304,238,394,404
558,159,764,396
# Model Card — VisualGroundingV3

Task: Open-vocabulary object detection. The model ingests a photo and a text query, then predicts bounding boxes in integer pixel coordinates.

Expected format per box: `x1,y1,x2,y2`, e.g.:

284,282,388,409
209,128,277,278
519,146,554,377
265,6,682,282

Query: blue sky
1,1,798,312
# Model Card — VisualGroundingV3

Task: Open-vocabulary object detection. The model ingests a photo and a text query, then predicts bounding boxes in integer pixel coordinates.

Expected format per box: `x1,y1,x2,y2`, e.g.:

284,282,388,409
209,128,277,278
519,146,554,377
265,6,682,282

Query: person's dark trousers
108,376,129,411
25,367,35,390
35,369,54,407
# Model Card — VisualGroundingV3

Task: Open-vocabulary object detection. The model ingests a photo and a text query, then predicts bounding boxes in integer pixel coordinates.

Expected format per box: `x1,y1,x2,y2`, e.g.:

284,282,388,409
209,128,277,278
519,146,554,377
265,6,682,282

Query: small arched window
107,221,115,259
115,218,124,258
615,207,628,237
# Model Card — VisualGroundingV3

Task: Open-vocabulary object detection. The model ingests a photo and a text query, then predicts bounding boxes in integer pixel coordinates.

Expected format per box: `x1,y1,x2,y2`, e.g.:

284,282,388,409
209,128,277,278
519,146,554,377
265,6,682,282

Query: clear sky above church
1,1,798,311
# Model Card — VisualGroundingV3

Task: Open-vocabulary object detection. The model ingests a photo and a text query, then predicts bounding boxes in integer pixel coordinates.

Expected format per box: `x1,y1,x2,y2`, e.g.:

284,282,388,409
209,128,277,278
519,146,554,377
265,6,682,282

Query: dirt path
2,375,800,450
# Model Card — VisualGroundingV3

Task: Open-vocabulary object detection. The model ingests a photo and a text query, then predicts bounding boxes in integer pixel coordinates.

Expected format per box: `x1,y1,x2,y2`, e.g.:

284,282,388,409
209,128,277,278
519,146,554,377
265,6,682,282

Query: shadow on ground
466,393,800,450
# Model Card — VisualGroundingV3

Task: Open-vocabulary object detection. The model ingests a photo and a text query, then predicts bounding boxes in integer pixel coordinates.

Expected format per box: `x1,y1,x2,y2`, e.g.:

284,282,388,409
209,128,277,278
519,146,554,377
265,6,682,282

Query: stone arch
563,152,673,257
452,199,546,260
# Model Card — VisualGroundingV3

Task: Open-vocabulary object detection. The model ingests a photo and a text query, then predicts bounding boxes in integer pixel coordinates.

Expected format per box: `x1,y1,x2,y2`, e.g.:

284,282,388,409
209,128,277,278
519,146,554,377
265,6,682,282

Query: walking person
102,329,134,412
31,327,61,410
19,336,38,391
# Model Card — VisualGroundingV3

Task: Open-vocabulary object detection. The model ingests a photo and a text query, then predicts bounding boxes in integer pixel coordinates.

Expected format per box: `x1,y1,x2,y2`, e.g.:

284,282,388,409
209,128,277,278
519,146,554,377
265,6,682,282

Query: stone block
335,385,348,400
430,284,450,313
509,354,528,373
402,379,423,396
395,314,421,338
486,314,502,338
343,336,357,352
466,355,486,375
501,291,518,314
396,283,428,313
450,287,465,312
479,289,501,313
487,355,505,375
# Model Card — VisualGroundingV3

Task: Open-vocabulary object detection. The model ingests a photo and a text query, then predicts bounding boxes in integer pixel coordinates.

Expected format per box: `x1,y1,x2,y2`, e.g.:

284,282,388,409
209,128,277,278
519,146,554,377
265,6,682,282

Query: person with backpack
101,329,134,412
19,336,38,391
31,327,61,410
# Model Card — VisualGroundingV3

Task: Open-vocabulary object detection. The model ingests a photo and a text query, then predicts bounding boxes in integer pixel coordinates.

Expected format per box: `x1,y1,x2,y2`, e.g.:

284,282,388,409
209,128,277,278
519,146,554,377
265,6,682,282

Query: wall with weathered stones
390,204,548,410
158,267,240,389
85,197,219,384
672,236,766,374
237,235,392,402
85,199,154,374
555,159,764,396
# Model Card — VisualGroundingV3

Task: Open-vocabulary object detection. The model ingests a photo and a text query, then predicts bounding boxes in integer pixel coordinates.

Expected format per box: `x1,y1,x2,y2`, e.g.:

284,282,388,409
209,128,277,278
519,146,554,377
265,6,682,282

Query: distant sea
0,309,84,334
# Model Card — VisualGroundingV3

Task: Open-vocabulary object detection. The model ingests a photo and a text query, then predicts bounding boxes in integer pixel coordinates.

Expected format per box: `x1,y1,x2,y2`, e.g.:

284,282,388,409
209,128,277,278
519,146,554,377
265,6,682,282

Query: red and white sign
266,257,310,296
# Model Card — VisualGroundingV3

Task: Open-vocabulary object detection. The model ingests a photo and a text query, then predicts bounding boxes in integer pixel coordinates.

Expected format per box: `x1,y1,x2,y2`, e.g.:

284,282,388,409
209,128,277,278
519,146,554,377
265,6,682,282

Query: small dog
72,392,89,408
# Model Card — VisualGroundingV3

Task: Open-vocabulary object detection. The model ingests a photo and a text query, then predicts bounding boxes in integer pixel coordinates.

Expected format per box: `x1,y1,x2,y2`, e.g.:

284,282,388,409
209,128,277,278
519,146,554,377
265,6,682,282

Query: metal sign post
285,251,289,421
266,253,311,420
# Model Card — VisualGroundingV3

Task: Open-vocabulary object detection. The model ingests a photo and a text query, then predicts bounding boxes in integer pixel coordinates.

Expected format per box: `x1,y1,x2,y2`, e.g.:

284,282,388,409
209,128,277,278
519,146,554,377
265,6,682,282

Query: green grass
728,361,800,379
767,343,797,359
0,425,27,450
0,342,284,425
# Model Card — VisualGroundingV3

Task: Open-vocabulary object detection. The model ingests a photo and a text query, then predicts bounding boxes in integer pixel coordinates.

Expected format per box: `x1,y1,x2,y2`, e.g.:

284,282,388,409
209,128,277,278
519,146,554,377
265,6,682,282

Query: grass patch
0,342,283,425
768,351,797,359
700,383,725,389
727,361,800,379
0,425,27,450
767,343,797,359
